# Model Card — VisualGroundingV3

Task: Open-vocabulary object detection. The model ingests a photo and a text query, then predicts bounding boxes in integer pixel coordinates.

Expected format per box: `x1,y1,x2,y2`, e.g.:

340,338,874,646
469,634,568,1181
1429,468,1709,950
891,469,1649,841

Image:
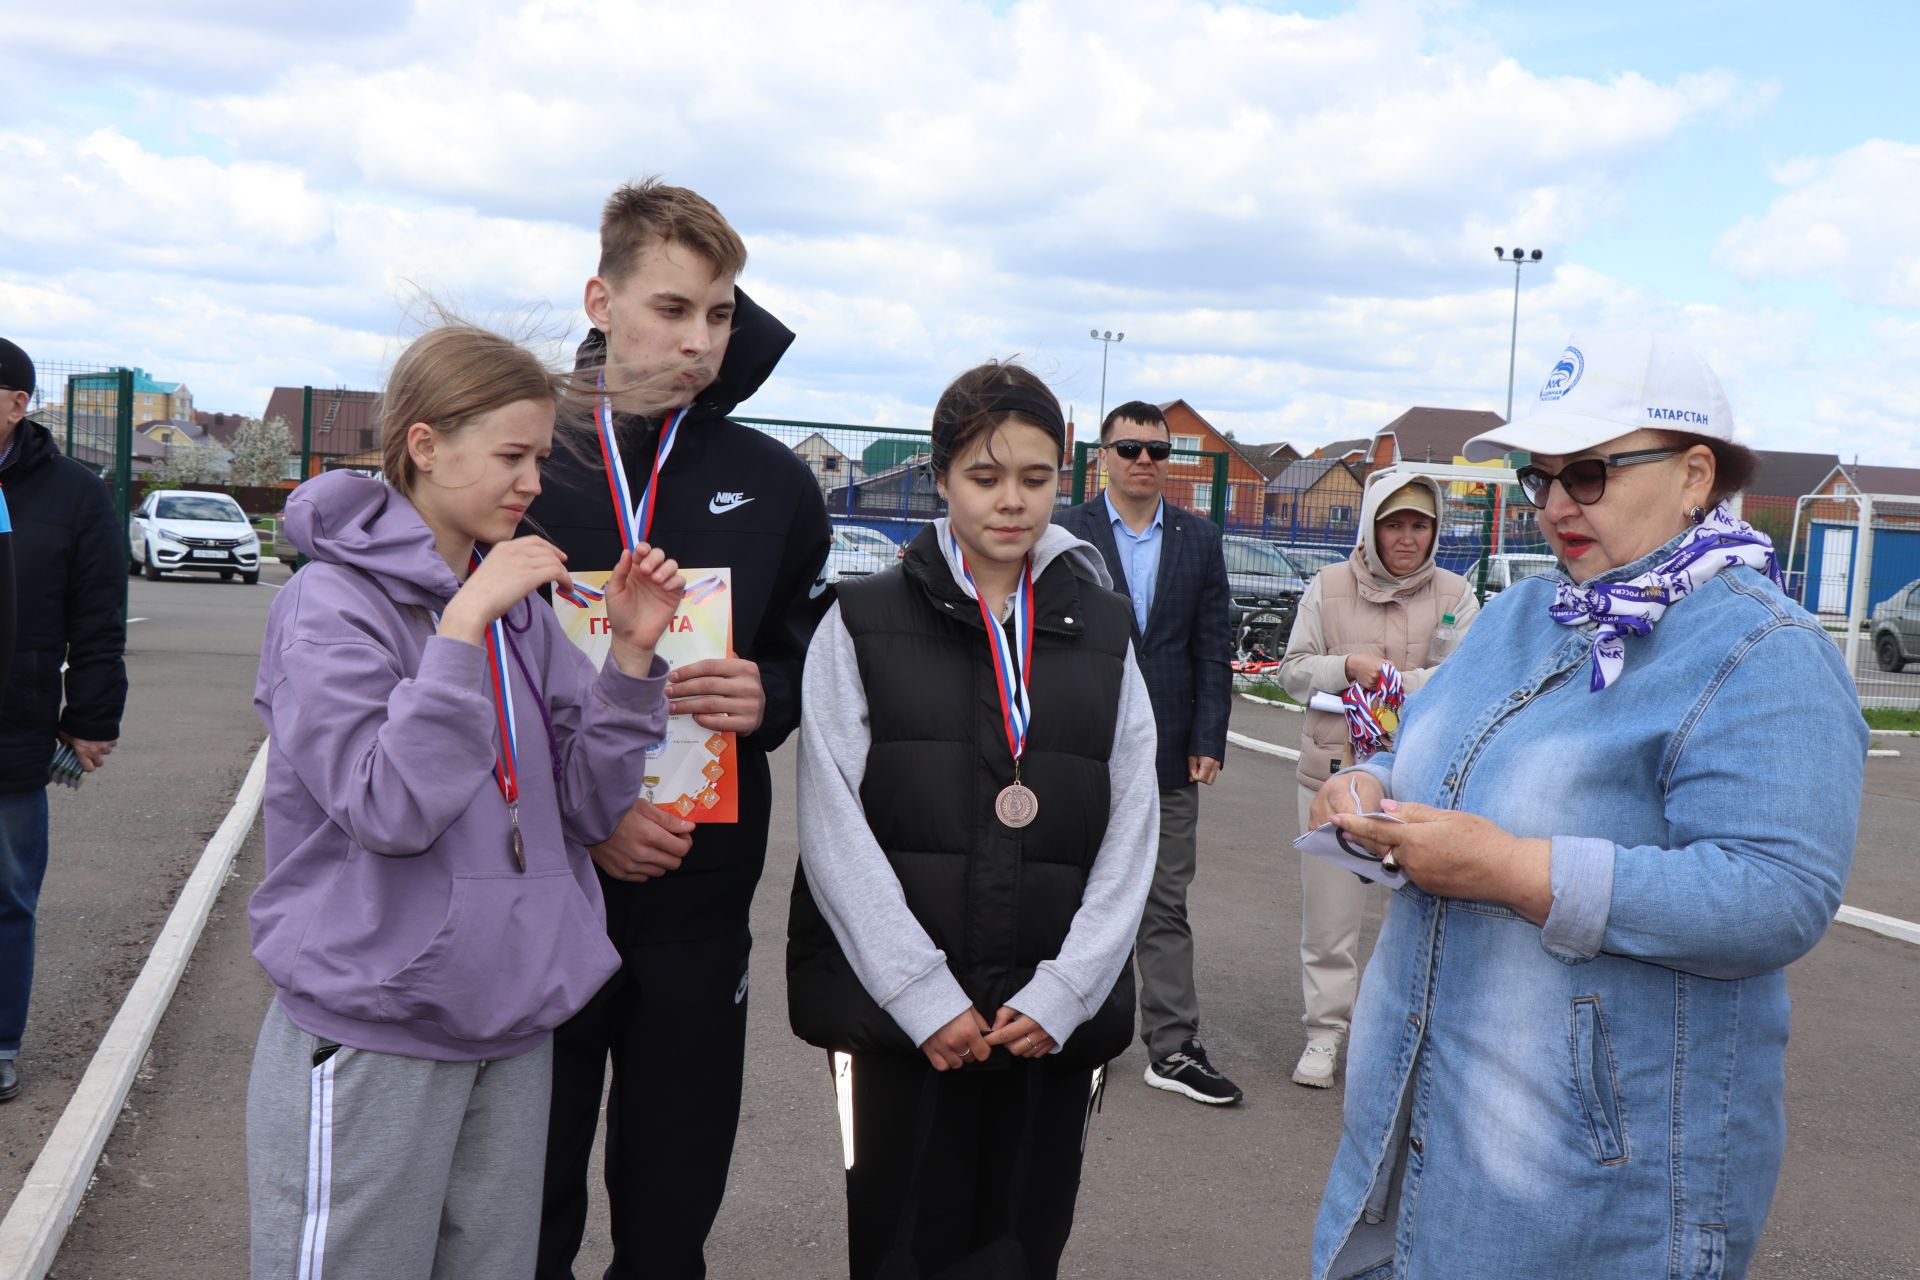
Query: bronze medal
995,782,1039,829
508,805,526,872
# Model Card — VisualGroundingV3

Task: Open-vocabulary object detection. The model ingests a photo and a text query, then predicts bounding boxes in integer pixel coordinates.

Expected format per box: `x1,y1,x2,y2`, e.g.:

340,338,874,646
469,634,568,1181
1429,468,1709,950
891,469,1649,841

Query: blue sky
3,0,1915,463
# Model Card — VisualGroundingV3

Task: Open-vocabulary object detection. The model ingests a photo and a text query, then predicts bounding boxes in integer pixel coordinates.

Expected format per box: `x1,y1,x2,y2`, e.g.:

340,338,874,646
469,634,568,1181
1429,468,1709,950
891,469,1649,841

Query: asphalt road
11,566,1920,1278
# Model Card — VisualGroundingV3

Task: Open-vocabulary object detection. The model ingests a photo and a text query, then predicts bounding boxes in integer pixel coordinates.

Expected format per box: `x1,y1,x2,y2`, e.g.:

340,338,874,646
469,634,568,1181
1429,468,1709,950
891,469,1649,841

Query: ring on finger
1381,848,1401,872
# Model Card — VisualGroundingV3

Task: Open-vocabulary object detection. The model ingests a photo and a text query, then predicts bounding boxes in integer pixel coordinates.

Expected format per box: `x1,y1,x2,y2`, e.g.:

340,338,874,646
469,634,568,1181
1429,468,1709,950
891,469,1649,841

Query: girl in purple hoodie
246,325,682,1280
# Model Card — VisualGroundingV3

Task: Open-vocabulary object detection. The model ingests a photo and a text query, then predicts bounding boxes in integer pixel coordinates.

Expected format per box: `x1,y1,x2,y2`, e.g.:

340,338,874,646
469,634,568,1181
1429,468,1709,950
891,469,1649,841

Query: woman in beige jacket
1276,474,1478,1087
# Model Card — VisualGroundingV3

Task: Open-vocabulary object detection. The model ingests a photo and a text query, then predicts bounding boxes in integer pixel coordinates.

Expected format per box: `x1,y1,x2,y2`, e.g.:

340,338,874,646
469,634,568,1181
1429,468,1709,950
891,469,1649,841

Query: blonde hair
379,325,557,494
598,178,748,285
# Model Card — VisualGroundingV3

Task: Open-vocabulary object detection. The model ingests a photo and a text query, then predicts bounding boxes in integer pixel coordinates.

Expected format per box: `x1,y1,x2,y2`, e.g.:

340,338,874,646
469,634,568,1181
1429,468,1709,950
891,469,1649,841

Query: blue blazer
1055,496,1232,790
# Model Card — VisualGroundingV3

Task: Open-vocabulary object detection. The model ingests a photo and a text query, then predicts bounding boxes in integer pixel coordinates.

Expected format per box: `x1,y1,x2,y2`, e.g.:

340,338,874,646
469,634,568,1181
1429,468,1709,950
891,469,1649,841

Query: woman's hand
1344,653,1390,690
439,537,572,644
1334,800,1554,923
920,1007,994,1072
604,543,686,677
1309,770,1383,829
983,1006,1055,1059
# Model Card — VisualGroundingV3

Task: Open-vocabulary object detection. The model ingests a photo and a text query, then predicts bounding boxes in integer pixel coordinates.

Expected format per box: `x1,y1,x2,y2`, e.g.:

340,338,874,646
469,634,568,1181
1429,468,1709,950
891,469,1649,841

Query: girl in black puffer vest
788,361,1159,1280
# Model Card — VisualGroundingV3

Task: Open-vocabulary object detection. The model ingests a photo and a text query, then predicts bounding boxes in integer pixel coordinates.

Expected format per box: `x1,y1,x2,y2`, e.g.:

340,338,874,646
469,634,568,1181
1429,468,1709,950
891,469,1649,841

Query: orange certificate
553,567,738,823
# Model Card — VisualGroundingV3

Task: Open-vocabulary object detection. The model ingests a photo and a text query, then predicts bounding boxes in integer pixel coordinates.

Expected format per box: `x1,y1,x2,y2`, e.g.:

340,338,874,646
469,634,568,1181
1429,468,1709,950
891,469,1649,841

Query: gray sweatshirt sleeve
1006,645,1159,1048
796,603,975,1049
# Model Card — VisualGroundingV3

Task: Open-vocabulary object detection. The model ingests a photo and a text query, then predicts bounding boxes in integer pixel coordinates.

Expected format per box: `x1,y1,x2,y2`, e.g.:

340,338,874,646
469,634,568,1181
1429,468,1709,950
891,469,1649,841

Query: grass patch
1235,678,1300,705
1862,707,1920,731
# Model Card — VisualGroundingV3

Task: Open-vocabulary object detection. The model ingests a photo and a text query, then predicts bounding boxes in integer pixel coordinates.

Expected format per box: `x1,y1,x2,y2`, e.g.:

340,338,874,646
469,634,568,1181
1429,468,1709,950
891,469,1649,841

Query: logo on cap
1539,346,1585,402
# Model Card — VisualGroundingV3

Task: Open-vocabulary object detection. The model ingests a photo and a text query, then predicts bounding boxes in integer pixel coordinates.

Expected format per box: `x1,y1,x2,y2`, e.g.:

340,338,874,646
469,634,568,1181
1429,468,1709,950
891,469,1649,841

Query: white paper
1293,812,1409,887
1308,692,1347,713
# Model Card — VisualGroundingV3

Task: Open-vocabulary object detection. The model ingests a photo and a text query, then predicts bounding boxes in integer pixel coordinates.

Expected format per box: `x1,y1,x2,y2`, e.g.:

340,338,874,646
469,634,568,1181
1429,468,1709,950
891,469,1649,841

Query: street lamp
1090,329,1124,426
1493,247,1544,423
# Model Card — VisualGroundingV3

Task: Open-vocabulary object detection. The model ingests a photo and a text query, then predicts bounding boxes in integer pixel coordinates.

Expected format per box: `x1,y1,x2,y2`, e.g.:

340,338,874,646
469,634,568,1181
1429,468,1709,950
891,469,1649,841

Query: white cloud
1715,139,1920,307
3,0,1908,470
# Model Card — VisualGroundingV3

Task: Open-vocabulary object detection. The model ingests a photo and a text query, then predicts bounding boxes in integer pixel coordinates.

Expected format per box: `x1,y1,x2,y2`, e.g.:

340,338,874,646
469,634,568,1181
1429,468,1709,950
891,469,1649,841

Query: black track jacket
525,289,831,942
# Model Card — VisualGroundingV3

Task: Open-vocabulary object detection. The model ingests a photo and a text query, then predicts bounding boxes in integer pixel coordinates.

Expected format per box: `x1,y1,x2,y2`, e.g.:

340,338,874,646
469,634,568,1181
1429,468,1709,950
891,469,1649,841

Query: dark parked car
1870,579,1920,671
1222,536,1308,659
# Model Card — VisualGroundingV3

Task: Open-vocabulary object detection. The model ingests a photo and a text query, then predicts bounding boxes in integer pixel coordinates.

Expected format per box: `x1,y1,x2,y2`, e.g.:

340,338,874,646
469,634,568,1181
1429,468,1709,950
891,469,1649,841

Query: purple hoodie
249,471,668,1061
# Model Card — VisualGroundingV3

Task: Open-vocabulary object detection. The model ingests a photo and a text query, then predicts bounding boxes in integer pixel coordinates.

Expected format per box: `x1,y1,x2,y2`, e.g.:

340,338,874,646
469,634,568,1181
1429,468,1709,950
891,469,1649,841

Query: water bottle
1430,612,1460,661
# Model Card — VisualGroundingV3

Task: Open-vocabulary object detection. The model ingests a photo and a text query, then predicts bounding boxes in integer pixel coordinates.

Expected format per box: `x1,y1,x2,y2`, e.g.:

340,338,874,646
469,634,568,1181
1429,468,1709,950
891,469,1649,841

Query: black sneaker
1144,1038,1243,1105
0,1059,18,1103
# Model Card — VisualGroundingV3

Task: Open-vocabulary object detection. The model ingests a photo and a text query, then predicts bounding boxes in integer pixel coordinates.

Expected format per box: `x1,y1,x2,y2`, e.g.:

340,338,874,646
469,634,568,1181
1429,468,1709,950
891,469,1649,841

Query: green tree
154,441,228,485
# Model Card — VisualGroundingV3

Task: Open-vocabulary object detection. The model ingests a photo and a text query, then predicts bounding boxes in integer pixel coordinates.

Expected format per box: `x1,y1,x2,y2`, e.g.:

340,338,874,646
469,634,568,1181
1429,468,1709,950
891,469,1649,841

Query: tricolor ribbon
1341,662,1404,761
947,527,1034,768
596,376,687,551
470,550,521,813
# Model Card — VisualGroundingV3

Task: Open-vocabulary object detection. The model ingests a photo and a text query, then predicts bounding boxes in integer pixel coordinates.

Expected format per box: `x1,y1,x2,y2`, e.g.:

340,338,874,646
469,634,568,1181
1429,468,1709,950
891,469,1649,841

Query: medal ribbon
596,377,687,549
1341,661,1404,761
470,550,521,809
947,527,1034,768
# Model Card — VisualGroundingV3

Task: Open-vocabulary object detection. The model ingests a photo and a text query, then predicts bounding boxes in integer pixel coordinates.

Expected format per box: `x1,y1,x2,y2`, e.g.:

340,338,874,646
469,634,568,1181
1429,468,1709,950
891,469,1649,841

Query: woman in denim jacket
1311,333,1867,1280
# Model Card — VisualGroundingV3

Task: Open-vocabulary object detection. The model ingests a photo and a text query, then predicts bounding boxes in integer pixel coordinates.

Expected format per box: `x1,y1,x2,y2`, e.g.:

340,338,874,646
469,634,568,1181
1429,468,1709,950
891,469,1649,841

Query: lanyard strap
596,378,688,550
947,528,1034,767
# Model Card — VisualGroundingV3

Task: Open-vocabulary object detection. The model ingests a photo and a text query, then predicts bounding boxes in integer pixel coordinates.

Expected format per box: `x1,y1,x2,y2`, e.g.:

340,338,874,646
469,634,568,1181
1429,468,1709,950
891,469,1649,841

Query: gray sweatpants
246,1002,551,1280
1136,782,1203,1061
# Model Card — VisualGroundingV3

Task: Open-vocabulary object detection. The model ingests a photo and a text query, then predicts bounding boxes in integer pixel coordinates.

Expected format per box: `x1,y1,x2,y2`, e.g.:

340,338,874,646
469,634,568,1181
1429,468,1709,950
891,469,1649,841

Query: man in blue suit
1055,401,1241,1105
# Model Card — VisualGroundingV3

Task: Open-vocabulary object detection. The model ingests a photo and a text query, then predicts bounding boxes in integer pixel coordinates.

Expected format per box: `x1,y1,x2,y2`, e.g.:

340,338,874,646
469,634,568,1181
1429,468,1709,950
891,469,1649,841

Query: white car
813,528,895,595
130,490,262,584
833,523,906,562
1478,552,1558,595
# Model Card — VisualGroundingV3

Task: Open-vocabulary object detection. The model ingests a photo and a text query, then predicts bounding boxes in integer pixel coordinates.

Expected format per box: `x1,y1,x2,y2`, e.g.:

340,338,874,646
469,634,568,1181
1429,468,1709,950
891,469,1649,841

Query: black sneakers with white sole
1144,1038,1244,1106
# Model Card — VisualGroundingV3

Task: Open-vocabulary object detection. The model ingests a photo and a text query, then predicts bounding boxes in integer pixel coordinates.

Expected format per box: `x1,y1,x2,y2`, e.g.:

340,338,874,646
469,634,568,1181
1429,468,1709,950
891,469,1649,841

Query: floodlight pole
1090,329,1125,427
1494,247,1544,423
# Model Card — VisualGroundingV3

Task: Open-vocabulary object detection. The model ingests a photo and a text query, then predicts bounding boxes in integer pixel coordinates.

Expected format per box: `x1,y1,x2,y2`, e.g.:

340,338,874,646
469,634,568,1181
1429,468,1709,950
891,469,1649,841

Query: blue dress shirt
1105,492,1164,632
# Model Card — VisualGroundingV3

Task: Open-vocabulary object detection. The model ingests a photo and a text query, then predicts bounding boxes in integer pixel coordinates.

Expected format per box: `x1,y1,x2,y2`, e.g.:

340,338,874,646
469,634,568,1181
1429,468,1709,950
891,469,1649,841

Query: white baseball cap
1462,332,1734,462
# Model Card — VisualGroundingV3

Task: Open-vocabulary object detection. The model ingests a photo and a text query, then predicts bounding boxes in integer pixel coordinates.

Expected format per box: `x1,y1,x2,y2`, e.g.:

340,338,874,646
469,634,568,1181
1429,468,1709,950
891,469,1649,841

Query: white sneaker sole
1291,1066,1336,1088
1143,1063,1241,1105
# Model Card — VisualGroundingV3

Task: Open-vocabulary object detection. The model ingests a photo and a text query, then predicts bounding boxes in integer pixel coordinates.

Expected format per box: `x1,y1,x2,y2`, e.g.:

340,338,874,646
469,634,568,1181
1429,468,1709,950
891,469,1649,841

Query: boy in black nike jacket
530,181,831,1279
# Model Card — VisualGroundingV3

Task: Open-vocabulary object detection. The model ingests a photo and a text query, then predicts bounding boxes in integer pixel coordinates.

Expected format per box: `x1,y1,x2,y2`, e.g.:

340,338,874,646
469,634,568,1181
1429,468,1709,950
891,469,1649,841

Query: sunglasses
1106,438,1171,462
1514,448,1681,509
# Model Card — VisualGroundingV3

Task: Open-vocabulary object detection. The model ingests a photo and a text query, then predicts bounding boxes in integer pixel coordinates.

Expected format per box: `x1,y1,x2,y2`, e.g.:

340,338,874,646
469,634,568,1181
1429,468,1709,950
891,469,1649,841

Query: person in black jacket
0,337,128,1105
788,361,1157,1279
1054,401,1241,1107
530,181,831,1279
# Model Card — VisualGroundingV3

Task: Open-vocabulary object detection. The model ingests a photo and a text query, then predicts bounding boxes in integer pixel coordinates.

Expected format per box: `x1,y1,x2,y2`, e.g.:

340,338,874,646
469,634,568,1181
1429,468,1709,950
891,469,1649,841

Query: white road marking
1836,906,1920,947
1239,691,1302,712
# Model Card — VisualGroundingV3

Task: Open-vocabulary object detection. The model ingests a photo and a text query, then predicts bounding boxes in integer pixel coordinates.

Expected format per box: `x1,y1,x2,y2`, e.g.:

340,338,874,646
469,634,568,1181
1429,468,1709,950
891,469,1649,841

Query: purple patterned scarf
1549,502,1784,691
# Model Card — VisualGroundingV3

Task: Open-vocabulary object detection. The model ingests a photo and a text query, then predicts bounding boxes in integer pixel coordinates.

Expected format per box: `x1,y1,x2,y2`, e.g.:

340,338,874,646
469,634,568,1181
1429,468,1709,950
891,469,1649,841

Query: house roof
1316,437,1370,460
1156,399,1266,474
1747,450,1841,499
792,431,849,458
1270,457,1362,494
128,368,185,396
1374,407,1507,464
1240,440,1301,480
261,386,381,453
138,417,208,441
1830,464,1920,500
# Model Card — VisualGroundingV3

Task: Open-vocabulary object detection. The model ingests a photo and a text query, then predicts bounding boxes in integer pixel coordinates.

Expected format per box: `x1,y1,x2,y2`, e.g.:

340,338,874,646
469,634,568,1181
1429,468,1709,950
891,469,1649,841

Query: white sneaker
1292,1040,1339,1088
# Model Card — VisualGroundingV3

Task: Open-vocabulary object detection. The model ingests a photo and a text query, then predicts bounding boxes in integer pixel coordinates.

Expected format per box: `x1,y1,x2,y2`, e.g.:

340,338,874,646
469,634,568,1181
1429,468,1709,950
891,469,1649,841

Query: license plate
1247,611,1286,627
190,550,227,560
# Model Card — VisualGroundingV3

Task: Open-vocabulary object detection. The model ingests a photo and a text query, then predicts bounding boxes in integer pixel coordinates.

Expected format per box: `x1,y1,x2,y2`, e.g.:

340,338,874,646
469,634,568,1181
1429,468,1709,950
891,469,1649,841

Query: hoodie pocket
1570,995,1630,1165
377,870,620,1043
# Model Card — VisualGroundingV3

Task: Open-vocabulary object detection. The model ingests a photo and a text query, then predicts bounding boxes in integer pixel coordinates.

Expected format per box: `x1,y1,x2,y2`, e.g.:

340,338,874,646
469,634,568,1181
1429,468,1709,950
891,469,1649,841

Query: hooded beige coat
1277,473,1478,789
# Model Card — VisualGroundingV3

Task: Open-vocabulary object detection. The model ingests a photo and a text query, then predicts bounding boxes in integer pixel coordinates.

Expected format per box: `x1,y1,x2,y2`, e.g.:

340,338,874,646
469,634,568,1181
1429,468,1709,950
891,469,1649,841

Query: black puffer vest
787,527,1136,1069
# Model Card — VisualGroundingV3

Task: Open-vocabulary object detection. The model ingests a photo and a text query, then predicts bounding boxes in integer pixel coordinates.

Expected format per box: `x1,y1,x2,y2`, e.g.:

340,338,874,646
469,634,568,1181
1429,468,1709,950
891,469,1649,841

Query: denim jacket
1312,532,1867,1280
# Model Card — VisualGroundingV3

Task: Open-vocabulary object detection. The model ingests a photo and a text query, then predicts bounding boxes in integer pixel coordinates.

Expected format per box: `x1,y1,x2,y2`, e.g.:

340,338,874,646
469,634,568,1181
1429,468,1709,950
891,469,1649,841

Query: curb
1227,730,1301,761
1836,906,1920,947
0,740,269,1279
1238,692,1302,712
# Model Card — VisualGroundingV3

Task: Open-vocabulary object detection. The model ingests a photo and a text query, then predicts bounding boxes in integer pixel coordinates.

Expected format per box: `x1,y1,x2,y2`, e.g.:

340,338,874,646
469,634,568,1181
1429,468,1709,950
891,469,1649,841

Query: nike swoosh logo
809,578,829,599
734,973,750,1004
709,494,757,514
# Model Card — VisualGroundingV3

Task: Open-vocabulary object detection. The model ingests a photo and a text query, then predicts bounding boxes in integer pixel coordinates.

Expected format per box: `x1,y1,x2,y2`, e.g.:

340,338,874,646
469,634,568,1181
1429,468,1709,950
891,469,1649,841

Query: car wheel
242,570,260,585
143,547,163,581
1876,635,1905,673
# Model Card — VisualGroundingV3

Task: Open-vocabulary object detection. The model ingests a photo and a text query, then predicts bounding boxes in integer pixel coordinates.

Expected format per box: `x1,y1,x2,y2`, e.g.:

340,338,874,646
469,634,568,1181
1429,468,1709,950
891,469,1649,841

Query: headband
932,385,1067,445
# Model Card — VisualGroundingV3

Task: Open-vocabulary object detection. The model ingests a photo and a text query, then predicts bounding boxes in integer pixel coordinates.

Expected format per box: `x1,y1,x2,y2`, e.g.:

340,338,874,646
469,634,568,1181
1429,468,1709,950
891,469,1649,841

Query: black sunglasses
1106,438,1172,462
1514,448,1682,509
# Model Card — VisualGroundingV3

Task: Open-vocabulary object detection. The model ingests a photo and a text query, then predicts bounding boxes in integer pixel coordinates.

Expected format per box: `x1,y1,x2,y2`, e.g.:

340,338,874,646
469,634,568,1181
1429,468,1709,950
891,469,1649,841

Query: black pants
538,930,752,1279
841,1052,1098,1280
